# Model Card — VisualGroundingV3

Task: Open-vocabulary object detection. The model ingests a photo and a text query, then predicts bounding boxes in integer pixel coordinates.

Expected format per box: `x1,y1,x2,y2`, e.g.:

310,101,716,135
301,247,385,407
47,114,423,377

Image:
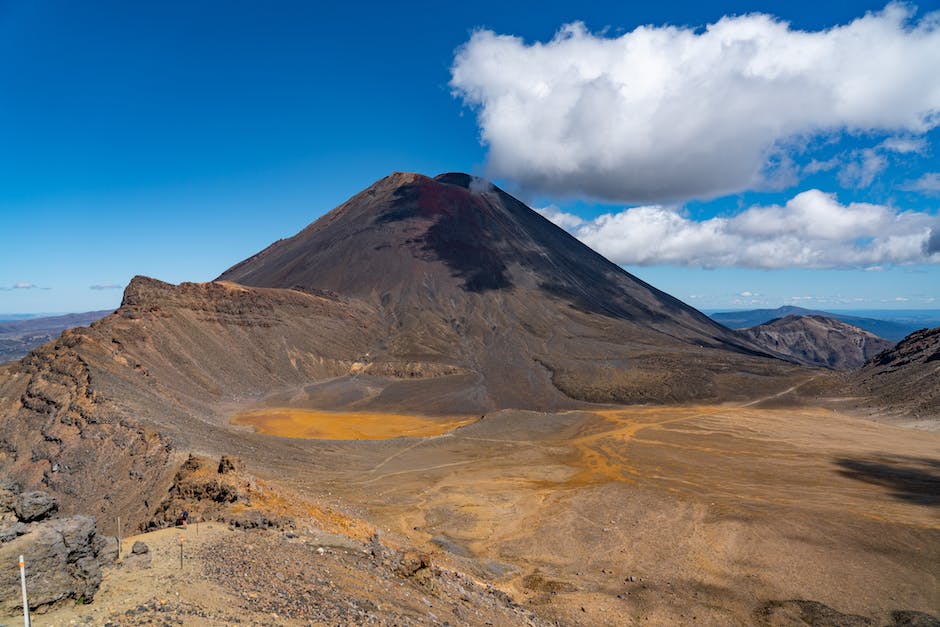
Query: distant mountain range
708,306,936,342
0,310,112,362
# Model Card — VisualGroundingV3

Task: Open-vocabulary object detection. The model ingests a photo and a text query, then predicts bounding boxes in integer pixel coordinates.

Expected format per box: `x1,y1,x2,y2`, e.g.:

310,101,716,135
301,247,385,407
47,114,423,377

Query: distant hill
710,306,923,342
0,310,112,362
739,315,893,370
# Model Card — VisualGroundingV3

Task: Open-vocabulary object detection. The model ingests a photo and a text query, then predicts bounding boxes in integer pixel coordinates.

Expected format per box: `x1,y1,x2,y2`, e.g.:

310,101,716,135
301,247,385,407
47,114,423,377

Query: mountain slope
220,172,795,406
851,326,940,417
739,315,893,370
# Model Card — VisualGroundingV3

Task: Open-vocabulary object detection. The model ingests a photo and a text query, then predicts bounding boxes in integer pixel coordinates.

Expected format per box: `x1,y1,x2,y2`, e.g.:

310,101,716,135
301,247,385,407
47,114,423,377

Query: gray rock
0,514,105,615
0,481,16,514
131,540,148,555
94,535,120,565
14,491,58,522
0,521,28,543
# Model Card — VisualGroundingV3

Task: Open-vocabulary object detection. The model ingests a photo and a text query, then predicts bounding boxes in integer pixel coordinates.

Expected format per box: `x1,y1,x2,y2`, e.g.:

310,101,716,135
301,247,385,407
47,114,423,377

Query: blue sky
1,0,938,314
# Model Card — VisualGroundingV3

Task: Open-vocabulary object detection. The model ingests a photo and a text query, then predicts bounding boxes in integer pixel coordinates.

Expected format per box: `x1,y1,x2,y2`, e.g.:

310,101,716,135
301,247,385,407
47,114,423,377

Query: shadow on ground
834,455,940,506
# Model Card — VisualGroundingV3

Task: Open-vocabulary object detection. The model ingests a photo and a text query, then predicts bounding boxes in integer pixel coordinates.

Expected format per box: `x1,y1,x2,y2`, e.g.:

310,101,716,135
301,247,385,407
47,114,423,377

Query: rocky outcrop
148,454,294,531
0,328,176,533
739,315,893,370
851,327,940,417
0,484,117,615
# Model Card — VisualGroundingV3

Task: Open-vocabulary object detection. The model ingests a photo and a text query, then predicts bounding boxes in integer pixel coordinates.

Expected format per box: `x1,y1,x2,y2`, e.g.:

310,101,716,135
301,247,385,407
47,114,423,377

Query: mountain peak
218,171,776,354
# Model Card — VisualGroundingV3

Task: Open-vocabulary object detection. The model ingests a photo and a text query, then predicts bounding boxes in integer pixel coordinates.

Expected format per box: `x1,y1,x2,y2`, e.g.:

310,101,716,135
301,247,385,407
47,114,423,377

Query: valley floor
28,400,940,626
224,400,939,625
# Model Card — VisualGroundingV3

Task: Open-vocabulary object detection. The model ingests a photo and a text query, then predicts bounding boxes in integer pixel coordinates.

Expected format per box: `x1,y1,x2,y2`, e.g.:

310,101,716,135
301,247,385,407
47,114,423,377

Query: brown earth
37,522,546,627
220,400,939,626
232,409,476,440
26,399,940,626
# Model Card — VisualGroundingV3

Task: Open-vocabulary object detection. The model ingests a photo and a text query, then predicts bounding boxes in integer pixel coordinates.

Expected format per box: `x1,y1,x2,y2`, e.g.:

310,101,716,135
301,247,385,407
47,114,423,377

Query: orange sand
231,408,476,440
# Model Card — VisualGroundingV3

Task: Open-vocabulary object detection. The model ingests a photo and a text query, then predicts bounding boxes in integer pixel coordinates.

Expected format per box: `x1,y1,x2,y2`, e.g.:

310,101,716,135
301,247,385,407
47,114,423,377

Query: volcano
218,172,792,408
0,171,798,527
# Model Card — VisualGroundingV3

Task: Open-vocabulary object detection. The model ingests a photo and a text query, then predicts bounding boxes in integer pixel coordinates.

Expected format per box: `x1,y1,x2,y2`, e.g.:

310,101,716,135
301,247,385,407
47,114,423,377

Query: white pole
19,554,29,627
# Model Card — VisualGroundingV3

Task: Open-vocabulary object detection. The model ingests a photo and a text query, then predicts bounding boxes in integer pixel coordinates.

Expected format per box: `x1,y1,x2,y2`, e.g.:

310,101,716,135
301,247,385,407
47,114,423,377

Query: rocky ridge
852,326,940,417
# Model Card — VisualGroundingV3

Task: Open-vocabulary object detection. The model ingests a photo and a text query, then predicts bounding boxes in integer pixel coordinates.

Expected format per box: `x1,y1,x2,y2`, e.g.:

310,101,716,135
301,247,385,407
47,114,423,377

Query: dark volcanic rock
851,326,940,417
131,540,148,555
14,490,58,522
739,315,893,370
0,486,116,615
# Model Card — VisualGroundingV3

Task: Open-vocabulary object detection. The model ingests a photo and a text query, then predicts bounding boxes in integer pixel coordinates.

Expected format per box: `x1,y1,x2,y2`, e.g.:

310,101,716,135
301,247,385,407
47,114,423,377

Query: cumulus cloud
545,189,939,268
535,205,586,229
451,4,940,203
89,283,122,290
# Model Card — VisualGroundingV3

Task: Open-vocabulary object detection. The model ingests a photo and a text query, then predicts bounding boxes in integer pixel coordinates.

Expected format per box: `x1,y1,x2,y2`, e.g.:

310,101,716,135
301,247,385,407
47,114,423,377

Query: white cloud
564,189,939,268
738,291,759,297
535,205,584,229
901,172,940,194
837,149,887,188
89,283,122,290
451,4,940,203
12,282,36,289
878,136,926,154
803,157,840,175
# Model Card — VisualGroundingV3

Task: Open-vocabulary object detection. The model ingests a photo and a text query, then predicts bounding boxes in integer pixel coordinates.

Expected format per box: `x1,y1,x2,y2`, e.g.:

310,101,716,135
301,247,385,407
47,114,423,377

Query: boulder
131,540,148,555
94,535,120,566
0,486,114,616
14,491,58,522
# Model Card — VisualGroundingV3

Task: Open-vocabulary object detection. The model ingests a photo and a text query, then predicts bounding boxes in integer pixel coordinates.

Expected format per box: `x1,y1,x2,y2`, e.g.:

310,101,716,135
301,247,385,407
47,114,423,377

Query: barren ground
22,393,940,626
219,393,940,625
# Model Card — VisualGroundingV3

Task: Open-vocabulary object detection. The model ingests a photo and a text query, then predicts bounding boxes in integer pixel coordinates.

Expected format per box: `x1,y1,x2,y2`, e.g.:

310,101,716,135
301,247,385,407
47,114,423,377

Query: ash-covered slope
740,315,893,370
852,327,940,417
220,172,793,405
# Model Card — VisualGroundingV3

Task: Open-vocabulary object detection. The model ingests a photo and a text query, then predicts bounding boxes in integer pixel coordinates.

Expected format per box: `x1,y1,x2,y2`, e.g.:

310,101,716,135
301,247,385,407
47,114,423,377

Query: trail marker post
19,554,29,627
179,535,184,569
